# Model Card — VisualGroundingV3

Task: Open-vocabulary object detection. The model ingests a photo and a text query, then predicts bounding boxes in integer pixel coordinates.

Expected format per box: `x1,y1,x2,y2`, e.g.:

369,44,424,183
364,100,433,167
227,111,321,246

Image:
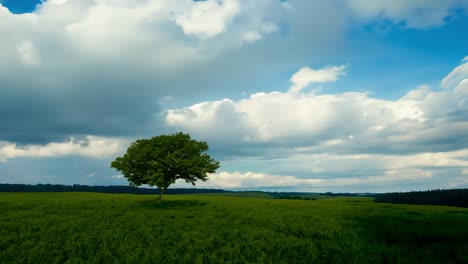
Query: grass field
1,193,467,263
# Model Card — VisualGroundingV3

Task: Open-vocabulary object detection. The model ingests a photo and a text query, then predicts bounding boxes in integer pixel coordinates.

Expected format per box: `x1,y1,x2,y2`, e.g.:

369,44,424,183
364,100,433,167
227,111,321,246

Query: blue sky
0,0,467,192
0,0,41,14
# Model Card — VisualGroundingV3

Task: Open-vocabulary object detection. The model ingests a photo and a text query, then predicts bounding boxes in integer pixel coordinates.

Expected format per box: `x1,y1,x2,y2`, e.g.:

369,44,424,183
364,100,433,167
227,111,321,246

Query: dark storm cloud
0,66,165,144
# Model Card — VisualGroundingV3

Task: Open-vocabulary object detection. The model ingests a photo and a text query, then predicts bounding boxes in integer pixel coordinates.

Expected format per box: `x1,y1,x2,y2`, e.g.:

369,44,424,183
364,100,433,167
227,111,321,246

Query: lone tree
111,132,219,201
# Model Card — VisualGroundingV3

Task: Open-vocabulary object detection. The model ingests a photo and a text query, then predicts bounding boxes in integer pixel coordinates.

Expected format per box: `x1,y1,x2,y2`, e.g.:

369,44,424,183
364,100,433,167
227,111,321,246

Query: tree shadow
137,199,209,209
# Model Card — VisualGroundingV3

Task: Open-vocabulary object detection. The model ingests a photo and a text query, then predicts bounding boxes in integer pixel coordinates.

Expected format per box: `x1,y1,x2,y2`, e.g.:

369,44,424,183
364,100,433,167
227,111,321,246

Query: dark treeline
269,192,319,199
269,192,372,199
323,192,373,197
273,195,317,200
0,183,228,195
374,189,468,208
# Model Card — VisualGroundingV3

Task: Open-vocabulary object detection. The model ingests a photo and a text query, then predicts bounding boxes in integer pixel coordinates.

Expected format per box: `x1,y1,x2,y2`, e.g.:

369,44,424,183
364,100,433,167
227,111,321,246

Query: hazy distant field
1,193,467,263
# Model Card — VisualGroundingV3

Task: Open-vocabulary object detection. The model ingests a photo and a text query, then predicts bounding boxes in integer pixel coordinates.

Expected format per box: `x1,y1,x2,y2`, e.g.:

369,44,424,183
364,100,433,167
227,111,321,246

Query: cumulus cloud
289,65,347,93
167,61,468,156
0,136,128,162
8,0,462,145
171,147,468,192
185,171,321,189
17,40,39,66
242,31,262,43
0,0,343,145
441,59,468,89
173,166,450,192
168,86,417,149
263,149,468,179
166,59,468,190
175,0,240,38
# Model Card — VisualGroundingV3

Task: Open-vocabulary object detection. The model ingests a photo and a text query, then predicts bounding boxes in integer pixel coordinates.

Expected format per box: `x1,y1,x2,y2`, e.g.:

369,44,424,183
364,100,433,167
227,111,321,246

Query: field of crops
1,192,467,263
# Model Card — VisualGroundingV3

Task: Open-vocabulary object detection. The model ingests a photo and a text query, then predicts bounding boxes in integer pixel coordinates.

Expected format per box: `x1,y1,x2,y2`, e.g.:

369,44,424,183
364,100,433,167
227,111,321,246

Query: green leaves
111,132,220,196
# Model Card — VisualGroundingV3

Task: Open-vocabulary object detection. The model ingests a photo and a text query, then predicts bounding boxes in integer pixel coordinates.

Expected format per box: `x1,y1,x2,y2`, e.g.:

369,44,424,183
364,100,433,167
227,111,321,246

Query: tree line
0,183,228,195
273,195,317,200
374,189,468,208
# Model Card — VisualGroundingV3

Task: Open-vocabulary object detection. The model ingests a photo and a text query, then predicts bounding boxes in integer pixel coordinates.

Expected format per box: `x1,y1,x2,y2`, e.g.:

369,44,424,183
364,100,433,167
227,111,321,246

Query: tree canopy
111,132,219,200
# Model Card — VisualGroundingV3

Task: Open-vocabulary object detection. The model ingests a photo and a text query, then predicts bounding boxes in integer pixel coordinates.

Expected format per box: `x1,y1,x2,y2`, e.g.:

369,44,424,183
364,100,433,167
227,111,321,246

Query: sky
0,0,468,192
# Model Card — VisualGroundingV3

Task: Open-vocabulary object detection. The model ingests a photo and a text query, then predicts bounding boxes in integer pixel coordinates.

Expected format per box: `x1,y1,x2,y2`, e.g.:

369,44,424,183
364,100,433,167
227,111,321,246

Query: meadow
1,192,467,264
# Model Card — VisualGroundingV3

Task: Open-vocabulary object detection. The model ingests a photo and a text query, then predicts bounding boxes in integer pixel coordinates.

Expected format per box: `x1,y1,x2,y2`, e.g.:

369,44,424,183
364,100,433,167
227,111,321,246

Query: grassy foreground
0,193,467,263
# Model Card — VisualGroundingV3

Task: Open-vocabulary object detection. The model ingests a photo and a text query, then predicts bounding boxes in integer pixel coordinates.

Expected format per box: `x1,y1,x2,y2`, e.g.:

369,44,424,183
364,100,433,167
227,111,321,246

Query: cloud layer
168,61,468,191
0,0,286,144
167,63,468,154
2,0,467,144
0,136,127,162
1,0,468,191
289,65,347,94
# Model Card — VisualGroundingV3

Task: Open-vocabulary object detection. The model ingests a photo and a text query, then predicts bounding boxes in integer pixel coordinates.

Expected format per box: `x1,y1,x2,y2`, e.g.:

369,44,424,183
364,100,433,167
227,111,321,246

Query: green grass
0,193,467,263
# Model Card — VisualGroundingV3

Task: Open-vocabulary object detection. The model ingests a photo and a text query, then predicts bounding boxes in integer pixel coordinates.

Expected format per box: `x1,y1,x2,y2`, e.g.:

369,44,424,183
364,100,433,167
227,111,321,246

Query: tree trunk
157,188,166,203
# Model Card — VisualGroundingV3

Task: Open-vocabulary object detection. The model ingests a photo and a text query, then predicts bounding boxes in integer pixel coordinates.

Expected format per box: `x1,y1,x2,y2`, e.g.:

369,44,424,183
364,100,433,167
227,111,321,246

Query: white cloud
400,85,431,100
165,60,468,163
1,0,377,148
187,171,322,189
0,0,282,71
165,56,468,191
277,150,468,177
441,59,468,89
240,22,278,43
47,0,70,5
289,65,346,94
167,81,431,144
0,136,128,162
175,0,240,39
1,0,312,146
242,31,262,43
60,1,207,66
462,169,468,175
173,167,440,191
17,41,39,66
187,145,467,191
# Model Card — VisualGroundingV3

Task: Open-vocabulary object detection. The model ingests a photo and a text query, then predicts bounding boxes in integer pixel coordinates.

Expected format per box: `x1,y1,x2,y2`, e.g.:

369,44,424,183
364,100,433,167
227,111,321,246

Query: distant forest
374,189,468,208
0,184,228,195
2,184,467,207
270,192,370,200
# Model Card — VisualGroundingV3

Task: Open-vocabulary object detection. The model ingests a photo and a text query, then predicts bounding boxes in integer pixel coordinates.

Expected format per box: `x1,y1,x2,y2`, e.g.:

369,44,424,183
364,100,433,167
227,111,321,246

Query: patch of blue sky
0,0,42,14
302,15,468,100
